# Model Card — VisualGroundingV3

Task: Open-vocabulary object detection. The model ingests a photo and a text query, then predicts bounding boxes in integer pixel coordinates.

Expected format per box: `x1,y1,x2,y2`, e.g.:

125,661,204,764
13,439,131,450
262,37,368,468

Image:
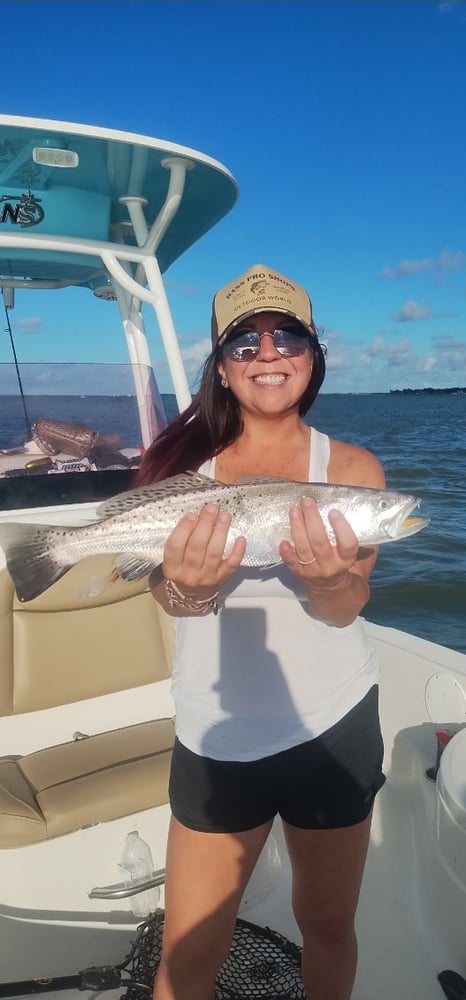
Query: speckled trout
0,472,428,602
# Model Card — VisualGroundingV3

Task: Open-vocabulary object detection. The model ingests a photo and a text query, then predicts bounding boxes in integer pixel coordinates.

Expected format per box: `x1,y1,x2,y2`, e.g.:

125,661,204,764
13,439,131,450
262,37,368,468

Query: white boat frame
0,114,238,445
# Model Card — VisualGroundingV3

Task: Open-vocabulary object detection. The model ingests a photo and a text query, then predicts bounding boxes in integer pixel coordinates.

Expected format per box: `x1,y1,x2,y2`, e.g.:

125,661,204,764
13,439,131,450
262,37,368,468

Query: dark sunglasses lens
223,330,260,361
222,325,311,361
274,327,310,357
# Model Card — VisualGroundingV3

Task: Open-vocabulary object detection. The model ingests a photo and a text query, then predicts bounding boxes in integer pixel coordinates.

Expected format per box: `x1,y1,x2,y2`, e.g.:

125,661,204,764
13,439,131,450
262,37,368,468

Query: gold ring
297,556,317,566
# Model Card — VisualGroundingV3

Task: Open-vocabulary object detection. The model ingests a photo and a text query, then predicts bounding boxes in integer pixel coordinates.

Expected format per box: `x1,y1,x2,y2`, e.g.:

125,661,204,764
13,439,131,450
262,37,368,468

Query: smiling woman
217,312,317,434
213,264,326,418
132,262,392,1000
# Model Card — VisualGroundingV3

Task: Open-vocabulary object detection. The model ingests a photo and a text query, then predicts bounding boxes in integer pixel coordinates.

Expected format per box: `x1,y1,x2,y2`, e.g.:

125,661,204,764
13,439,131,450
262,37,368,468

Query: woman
136,264,386,1000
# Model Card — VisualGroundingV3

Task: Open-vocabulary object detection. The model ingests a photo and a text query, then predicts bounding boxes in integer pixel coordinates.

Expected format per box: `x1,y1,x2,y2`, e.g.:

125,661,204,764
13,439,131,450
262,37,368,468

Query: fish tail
0,522,73,602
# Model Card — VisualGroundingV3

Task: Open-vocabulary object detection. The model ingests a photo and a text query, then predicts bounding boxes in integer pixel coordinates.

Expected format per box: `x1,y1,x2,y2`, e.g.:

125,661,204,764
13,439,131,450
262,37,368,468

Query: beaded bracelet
164,578,219,615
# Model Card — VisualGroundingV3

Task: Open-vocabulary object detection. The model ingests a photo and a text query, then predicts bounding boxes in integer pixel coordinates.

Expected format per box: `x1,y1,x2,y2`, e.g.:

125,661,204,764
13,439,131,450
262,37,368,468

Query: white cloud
365,332,466,389
152,326,465,397
181,337,211,386
392,300,431,322
380,249,466,281
438,1,463,12
15,316,43,333
321,328,466,393
181,337,211,366
380,258,433,280
437,250,466,274
431,334,466,370
164,277,197,297
318,329,350,372
361,335,412,362
418,354,437,373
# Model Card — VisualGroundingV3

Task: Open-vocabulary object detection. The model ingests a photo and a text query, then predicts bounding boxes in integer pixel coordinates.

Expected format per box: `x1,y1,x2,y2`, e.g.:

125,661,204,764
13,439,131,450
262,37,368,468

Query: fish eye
379,499,389,510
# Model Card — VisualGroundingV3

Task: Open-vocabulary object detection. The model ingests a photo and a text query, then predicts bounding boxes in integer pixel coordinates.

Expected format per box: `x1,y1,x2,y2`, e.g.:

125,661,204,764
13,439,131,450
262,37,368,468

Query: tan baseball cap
211,264,313,347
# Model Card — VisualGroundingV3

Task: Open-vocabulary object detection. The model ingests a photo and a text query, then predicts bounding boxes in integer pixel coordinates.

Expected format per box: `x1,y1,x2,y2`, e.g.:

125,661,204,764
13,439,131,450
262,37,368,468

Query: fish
0,471,429,602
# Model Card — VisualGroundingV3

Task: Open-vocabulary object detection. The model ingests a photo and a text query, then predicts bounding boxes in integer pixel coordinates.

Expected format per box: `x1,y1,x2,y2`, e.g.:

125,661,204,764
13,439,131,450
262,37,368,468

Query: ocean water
0,391,464,655
309,392,465,656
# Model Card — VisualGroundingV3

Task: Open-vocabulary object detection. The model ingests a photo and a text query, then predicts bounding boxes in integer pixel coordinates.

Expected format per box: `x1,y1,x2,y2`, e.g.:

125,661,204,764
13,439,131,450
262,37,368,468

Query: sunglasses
222,323,312,362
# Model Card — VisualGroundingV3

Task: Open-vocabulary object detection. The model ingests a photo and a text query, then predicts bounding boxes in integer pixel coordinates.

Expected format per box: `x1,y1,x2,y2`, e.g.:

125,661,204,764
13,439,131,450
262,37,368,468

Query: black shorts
169,685,385,833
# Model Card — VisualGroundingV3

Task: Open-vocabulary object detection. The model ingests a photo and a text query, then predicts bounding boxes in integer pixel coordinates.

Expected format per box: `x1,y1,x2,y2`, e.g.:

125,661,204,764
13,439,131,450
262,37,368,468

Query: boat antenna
2,287,33,442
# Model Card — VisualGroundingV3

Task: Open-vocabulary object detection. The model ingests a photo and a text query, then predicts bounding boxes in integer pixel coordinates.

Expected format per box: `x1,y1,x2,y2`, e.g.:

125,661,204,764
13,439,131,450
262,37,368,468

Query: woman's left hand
279,496,360,587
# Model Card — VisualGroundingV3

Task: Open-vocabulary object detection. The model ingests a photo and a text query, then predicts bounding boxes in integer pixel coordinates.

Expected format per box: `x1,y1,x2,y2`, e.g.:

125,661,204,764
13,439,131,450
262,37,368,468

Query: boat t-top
0,114,237,498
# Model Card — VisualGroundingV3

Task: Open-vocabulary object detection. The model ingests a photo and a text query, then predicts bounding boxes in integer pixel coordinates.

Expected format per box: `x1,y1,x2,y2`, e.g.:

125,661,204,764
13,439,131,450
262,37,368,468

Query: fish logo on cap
250,279,269,295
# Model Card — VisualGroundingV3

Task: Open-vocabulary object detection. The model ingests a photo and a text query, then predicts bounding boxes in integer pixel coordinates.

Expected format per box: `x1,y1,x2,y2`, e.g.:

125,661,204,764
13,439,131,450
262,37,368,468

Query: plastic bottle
119,830,160,918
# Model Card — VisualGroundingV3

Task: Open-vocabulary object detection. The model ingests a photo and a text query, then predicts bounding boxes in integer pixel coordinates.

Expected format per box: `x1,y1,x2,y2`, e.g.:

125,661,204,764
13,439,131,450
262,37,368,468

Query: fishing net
119,910,306,1000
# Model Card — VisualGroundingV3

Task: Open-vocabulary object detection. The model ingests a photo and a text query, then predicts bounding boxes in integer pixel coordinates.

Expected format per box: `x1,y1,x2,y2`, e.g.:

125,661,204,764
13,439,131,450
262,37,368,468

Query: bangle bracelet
164,578,219,615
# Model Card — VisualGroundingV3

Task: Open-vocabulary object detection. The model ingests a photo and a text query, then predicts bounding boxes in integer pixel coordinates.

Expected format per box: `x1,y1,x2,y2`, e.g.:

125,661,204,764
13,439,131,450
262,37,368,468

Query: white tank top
171,427,379,761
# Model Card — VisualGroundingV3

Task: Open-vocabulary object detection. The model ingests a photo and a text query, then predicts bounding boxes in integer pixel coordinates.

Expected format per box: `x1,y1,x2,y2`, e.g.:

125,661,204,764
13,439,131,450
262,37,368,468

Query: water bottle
119,830,160,918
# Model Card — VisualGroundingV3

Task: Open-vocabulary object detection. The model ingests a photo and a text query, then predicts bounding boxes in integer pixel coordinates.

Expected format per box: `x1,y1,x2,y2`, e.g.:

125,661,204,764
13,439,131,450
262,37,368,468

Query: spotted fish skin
0,471,428,602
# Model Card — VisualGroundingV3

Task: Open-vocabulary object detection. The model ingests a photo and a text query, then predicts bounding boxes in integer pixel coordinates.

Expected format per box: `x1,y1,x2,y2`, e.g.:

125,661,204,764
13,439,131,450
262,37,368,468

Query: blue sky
0,0,465,394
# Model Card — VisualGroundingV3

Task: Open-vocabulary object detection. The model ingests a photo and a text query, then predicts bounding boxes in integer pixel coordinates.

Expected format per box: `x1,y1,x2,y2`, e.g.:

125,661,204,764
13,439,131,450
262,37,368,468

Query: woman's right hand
161,504,246,599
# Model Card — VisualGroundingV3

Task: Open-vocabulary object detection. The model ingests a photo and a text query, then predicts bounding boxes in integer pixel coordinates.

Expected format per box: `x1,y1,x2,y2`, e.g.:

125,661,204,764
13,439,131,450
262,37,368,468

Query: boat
0,116,465,1000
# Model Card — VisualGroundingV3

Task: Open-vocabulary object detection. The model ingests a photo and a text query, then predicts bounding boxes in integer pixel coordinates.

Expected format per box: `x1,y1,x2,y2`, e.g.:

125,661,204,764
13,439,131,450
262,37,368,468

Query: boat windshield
0,362,177,511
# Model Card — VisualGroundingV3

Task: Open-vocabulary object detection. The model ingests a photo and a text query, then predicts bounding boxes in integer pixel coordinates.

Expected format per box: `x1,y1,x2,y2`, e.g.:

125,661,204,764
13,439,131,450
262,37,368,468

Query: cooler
436,727,466,887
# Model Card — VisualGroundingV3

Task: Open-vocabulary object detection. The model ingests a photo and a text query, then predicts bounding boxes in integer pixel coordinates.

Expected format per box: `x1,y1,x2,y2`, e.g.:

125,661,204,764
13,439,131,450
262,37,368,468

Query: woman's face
217,311,313,419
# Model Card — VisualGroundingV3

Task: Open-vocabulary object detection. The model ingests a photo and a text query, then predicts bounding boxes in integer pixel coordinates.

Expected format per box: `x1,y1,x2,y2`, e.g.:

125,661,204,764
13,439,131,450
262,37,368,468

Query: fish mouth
385,498,429,539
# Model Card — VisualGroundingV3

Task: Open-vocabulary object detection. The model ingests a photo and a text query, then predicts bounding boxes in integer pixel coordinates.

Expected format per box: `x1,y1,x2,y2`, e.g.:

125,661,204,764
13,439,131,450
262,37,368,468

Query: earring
220,376,228,388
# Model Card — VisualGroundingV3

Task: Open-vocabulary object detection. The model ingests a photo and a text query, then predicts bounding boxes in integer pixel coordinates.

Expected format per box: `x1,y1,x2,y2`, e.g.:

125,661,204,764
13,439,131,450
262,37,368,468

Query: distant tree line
389,387,465,395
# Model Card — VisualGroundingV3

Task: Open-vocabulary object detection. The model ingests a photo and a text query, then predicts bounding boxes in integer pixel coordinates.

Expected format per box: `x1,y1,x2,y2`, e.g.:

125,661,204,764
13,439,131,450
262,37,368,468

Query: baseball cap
211,264,314,347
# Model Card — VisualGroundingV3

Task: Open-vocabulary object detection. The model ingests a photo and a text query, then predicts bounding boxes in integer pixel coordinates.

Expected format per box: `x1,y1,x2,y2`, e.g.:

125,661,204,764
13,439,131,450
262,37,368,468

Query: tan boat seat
0,558,174,716
0,718,175,848
0,558,176,848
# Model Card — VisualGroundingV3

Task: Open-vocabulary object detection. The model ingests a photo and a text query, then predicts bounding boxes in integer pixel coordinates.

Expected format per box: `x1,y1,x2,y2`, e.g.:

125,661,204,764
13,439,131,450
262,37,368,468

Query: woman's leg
154,815,273,1000
283,813,372,1000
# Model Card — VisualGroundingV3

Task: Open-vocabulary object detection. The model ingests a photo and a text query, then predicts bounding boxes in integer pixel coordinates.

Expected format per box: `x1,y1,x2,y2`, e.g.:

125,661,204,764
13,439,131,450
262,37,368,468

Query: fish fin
234,474,300,485
0,522,72,602
113,554,160,582
96,486,158,517
97,471,225,518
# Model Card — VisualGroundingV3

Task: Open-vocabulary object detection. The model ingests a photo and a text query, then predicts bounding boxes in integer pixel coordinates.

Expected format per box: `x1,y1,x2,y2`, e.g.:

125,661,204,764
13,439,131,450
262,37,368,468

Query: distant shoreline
389,387,466,395
0,388,464,398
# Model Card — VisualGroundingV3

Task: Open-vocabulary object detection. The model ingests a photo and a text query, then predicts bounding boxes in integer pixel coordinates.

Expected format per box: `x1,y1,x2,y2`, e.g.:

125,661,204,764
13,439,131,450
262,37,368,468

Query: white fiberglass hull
0,620,464,999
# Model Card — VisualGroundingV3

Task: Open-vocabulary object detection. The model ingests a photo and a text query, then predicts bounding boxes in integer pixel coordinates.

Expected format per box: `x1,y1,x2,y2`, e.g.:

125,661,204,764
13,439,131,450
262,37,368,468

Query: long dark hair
134,331,326,486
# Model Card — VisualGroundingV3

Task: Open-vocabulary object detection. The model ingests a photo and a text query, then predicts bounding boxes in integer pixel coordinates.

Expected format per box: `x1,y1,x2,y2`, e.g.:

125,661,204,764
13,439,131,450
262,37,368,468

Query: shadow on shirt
200,605,306,760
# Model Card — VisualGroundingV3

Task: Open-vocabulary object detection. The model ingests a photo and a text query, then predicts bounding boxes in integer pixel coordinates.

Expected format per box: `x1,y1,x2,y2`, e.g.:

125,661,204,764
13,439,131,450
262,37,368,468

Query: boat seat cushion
0,560,175,715
0,717,174,848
